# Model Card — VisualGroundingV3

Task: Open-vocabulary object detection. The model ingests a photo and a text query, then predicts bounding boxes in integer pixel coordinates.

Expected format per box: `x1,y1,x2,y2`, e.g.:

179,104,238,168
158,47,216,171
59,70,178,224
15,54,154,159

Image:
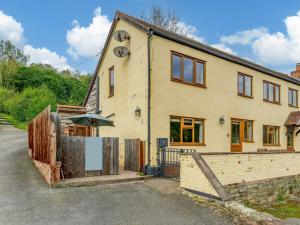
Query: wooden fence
28,106,60,184
61,136,119,178
124,139,145,172
28,106,56,165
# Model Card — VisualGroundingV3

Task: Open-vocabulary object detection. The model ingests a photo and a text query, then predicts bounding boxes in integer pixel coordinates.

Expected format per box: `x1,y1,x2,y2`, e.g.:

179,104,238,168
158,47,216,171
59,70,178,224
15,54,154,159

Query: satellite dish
113,30,130,42
113,46,130,57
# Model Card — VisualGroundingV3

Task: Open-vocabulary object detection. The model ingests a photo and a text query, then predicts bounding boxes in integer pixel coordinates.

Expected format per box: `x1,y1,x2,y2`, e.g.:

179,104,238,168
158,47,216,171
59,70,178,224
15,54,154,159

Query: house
84,11,300,168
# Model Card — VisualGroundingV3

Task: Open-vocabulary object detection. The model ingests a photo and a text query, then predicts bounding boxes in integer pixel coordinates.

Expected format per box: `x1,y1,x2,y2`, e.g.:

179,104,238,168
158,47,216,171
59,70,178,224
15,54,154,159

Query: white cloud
24,45,73,71
66,7,112,59
219,10,300,67
220,27,268,45
177,21,205,43
210,43,236,55
253,11,300,65
0,10,24,45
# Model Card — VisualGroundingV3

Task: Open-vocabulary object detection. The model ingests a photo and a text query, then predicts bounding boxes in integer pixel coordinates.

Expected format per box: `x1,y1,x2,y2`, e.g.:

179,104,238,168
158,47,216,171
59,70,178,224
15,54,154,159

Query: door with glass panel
231,119,243,152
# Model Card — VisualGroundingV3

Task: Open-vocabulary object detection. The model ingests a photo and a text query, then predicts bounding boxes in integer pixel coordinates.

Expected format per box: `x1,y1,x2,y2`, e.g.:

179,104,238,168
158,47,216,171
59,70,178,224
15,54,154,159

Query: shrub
8,85,57,122
0,87,15,113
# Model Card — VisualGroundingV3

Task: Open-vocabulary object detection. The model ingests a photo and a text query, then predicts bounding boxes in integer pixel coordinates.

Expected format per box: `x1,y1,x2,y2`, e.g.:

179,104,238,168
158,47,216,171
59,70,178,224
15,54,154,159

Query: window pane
183,57,193,83
183,128,193,142
274,127,279,145
268,83,274,101
245,76,251,96
293,90,297,106
289,89,293,105
195,61,204,84
184,119,193,126
172,54,181,79
170,118,181,142
275,86,280,102
263,83,268,100
263,126,267,144
244,121,253,141
109,69,114,96
194,120,203,143
231,122,240,144
238,75,244,94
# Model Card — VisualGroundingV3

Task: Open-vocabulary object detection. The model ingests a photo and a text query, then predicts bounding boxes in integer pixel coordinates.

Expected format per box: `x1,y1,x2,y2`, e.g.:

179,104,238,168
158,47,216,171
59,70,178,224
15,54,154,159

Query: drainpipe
147,29,153,166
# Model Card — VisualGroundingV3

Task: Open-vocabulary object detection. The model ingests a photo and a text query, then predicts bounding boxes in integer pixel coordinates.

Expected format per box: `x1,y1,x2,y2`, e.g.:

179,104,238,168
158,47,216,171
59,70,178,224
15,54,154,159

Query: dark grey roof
83,10,300,106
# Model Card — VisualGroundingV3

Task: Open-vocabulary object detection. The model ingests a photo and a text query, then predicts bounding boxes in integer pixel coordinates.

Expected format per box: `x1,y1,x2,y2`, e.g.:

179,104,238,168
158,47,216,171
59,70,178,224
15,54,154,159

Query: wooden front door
231,120,243,152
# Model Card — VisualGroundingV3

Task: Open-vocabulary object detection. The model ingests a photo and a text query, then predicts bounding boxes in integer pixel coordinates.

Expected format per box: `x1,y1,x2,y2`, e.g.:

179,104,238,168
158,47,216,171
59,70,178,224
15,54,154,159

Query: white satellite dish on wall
113,30,130,42
113,46,130,57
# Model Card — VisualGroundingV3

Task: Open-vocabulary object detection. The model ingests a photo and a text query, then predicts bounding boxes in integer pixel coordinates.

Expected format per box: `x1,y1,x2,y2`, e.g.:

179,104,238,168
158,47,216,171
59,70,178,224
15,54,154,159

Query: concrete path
0,124,236,225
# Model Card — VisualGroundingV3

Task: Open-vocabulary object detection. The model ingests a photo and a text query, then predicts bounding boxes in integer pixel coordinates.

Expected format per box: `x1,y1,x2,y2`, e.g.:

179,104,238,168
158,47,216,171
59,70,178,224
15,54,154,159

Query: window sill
108,94,114,98
170,142,206,146
288,104,299,108
238,93,253,99
263,99,281,105
244,140,254,143
171,78,207,88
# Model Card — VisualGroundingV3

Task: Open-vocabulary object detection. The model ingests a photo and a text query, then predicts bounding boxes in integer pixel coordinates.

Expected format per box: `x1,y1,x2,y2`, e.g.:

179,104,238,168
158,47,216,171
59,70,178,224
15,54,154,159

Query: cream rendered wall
98,20,149,169
202,153,300,185
180,154,219,197
150,35,300,162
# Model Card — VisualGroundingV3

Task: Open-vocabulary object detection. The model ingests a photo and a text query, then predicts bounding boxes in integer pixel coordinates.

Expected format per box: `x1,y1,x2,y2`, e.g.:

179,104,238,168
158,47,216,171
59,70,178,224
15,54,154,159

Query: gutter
147,29,153,166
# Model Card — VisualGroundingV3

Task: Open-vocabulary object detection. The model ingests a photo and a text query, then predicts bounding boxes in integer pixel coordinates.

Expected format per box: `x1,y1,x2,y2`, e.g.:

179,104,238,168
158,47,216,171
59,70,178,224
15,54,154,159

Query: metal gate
157,148,196,178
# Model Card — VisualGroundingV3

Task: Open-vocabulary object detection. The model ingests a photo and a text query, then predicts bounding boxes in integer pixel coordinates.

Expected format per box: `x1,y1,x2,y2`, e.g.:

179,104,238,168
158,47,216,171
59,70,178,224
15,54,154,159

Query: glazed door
231,120,243,152
287,126,294,151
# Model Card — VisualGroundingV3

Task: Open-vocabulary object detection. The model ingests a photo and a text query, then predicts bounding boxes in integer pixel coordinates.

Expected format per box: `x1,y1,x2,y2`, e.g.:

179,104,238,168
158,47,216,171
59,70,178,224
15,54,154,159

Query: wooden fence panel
125,139,145,172
102,137,119,175
28,106,55,164
61,135,85,178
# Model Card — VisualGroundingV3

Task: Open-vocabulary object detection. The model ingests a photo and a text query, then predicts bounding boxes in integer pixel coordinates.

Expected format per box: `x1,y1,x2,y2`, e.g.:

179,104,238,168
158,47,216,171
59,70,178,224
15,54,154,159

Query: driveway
0,124,235,225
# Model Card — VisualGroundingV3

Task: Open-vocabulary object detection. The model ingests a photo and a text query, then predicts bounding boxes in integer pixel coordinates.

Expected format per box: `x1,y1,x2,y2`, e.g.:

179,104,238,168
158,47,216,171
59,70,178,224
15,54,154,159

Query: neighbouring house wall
150,34,300,164
180,153,300,200
97,19,149,169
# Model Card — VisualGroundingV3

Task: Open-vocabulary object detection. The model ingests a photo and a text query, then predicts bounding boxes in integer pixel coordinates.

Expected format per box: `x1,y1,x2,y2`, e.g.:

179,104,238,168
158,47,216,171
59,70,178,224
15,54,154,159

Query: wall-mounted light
135,106,141,117
219,116,225,125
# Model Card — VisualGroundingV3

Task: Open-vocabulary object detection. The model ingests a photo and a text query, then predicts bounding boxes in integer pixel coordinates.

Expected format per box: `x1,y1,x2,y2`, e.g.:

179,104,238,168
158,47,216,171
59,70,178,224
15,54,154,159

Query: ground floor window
170,116,204,145
263,125,280,145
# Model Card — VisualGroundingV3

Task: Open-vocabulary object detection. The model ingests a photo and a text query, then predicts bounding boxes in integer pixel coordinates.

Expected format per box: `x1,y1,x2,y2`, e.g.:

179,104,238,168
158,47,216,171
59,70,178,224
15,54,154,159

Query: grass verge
246,201,300,219
0,113,27,130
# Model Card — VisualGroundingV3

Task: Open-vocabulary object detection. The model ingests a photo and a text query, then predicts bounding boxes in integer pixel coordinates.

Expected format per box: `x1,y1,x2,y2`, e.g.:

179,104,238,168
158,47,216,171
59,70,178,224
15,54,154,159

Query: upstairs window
238,73,252,97
109,67,114,97
171,52,205,86
288,88,298,107
170,116,204,145
263,81,280,104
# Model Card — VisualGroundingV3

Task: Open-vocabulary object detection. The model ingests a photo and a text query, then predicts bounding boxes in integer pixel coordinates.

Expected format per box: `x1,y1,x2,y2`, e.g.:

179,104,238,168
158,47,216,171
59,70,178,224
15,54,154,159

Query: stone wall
225,175,300,204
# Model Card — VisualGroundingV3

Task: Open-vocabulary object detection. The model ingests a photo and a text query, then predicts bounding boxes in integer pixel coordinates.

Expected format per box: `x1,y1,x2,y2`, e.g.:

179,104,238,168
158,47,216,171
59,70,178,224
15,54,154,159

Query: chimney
291,63,300,78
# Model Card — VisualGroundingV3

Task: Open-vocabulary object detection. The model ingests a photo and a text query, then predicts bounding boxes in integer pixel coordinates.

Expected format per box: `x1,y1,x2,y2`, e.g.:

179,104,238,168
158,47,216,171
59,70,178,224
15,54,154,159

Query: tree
141,6,188,36
0,40,28,64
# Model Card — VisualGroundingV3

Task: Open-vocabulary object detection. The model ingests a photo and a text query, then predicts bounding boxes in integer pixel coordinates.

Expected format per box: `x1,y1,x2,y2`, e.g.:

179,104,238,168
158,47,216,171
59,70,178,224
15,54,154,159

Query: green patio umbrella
68,113,114,127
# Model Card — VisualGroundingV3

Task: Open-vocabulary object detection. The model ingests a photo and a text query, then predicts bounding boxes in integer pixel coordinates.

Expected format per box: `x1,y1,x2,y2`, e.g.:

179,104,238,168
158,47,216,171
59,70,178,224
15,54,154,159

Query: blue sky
1,0,300,74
